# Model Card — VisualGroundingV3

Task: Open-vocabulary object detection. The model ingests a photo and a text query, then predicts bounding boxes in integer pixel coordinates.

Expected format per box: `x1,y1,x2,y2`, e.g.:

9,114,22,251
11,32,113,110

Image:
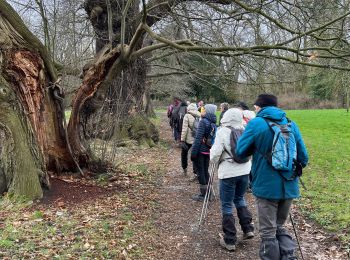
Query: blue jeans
220,175,249,215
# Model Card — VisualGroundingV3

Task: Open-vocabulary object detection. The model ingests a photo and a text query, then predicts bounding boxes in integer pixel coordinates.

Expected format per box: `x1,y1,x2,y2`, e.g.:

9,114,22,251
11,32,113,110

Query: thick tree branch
0,0,57,82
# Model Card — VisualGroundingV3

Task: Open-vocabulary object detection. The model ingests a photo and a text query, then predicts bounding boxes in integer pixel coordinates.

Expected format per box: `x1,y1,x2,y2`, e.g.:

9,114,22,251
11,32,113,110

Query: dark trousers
181,143,197,174
195,153,210,185
173,128,181,141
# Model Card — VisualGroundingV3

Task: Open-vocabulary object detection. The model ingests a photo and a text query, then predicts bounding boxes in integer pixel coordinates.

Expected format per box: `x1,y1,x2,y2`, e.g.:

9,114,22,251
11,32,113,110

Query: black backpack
178,105,187,130
202,122,217,148
225,127,249,164
170,105,180,127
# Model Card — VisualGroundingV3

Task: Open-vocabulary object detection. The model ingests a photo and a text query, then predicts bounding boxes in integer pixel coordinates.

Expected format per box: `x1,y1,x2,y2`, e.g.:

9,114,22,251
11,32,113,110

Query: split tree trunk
0,1,134,199
0,5,76,198
82,0,148,139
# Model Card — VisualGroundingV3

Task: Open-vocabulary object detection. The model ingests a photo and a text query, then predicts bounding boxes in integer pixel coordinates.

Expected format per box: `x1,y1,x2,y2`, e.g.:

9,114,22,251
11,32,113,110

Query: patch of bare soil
152,112,349,260
39,178,114,207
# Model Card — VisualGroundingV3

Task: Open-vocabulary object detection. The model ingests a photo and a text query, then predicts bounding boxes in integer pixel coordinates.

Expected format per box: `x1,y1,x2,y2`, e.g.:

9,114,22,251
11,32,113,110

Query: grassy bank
287,109,350,239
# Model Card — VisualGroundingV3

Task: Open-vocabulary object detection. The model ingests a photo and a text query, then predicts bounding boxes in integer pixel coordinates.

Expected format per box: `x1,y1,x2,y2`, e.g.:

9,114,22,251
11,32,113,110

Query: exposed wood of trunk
67,45,123,165
81,0,146,140
0,1,76,198
0,3,75,171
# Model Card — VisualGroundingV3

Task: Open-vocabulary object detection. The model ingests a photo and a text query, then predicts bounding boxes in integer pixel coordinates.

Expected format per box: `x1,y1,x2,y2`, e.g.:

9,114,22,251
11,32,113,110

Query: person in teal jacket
236,94,308,260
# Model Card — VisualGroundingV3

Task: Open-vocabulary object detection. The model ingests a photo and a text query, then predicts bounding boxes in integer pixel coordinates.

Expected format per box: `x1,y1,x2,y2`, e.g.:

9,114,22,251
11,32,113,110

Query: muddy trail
152,113,348,260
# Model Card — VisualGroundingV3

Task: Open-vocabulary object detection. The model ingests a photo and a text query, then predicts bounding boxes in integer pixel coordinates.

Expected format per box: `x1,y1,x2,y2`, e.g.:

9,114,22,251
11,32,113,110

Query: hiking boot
183,168,188,176
243,231,254,240
219,235,235,251
191,194,204,201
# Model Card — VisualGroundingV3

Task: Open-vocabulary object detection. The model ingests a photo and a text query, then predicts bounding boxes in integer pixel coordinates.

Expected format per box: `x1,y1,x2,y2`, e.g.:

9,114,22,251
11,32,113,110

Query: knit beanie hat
254,94,278,108
204,104,217,115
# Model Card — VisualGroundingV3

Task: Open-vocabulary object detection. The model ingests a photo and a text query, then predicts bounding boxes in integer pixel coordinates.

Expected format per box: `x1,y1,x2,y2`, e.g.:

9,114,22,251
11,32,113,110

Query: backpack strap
222,126,234,159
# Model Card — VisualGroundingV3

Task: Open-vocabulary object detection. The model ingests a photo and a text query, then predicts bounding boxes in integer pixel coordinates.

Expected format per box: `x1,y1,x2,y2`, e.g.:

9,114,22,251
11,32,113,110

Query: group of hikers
167,94,309,260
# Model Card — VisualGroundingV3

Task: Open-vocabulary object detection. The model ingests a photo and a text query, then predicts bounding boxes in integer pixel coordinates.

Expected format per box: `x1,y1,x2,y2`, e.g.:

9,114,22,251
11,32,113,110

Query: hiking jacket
171,102,187,131
167,104,174,118
236,106,309,200
210,109,252,179
181,104,201,144
191,113,217,157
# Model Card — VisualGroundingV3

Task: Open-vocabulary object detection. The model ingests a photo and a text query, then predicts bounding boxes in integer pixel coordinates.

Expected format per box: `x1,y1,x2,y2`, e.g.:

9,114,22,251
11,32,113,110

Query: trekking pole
202,163,216,219
198,163,213,230
299,177,307,191
198,162,216,230
289,213,305,260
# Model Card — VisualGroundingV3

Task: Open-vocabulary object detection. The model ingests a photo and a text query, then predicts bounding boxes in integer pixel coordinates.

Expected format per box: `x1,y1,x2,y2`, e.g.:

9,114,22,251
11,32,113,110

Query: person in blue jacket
236,94,308,260
191,104,217,201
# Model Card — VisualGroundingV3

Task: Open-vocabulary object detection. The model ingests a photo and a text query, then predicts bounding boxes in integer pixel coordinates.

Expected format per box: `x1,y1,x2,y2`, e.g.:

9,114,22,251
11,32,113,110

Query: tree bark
81,0,148,140
0,2,76,198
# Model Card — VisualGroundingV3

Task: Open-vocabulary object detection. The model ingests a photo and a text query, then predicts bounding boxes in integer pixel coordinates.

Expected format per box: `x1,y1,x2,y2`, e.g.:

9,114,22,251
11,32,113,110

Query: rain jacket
236,106,308,200
181,103,201,144
210,108,252,179
191,113,217,156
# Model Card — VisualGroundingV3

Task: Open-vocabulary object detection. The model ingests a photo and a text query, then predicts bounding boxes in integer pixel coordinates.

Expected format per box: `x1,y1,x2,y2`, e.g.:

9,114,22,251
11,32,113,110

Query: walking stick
289,213,305,260
198,162,217,230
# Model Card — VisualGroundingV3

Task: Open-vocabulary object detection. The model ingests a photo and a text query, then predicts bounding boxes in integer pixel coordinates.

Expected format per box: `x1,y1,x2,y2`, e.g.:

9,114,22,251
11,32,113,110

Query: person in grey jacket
210,108,255,251
180,103,201,178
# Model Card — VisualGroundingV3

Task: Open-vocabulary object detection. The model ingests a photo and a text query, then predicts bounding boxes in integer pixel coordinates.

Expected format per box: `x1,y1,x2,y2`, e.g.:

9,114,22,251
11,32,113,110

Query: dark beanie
254,94,278,107
236,101,249,110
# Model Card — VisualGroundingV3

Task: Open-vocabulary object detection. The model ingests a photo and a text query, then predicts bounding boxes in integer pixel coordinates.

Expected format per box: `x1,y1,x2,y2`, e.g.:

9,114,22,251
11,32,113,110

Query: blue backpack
264,118,297,174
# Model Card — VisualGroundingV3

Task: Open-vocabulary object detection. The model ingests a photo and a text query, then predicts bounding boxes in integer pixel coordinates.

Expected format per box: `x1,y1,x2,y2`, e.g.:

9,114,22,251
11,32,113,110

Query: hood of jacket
187,103,200,117
257,106,286,123
221,108,244,129
203,112,217,124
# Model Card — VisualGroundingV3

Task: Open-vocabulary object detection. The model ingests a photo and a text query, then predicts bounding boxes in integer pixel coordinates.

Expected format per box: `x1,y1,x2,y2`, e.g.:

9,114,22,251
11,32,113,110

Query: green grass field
287,109,350,239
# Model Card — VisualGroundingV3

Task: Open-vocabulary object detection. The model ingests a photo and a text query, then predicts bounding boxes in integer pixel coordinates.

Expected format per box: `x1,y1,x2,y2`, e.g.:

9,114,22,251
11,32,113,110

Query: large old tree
1,0,350,199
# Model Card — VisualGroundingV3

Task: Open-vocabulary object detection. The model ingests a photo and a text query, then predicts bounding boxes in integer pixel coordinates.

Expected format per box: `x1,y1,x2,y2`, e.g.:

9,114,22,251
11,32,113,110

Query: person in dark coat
191,104,217,201
236,94,308,260
171,99,187,143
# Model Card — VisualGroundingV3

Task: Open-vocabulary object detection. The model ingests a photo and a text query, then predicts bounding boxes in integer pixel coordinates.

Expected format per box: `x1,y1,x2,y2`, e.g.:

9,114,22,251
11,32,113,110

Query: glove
191,154,197,162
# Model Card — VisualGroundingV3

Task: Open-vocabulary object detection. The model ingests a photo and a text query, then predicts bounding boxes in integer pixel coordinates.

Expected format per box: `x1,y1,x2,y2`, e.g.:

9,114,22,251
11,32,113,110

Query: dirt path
0,113,347,259
152,113,348,260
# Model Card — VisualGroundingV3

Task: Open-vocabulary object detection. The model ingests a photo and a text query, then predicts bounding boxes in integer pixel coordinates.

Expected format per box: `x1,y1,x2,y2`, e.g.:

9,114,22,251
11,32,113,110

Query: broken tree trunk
0,1,76,199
